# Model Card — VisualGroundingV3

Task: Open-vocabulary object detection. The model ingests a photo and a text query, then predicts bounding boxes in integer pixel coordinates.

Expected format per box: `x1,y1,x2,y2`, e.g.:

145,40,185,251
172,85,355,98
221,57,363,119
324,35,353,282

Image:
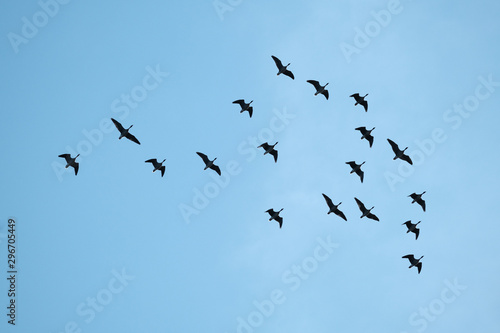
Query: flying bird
196,152,221,176
355,127,375,148
257,142,278,162
233,99,253,118
322,193,347,221
350,93,368,112
402,221,421,240
354,197,379,221
409,192,426,212
58,154,79,175
402,254,423,274
307,80,329,100
346,161,365,183
111,118,141,145
266,208,283,228
387,139,412,165
145,158,166,177
271,56,294,79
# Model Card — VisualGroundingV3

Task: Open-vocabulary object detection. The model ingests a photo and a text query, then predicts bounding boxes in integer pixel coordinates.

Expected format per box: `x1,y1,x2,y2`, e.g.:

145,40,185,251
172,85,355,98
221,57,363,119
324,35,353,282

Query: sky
1,0,500,332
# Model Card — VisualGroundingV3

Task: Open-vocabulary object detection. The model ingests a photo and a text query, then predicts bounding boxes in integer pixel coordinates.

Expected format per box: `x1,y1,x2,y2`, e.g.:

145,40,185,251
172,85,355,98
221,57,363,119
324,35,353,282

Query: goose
257,142,278,162
196,152,221,176
387,139,412,165
402,254,423,274
354,197,379,221
58,154,79,175
145,158,166,177
402,220,421,240
265,208,283,228
355,127,375,148
346,161,365,183
271,56,294,79
307,80,329,100
322,193,347,221
111,118,141,145
409,192,426,212
232,99,253,118
350,93,368,112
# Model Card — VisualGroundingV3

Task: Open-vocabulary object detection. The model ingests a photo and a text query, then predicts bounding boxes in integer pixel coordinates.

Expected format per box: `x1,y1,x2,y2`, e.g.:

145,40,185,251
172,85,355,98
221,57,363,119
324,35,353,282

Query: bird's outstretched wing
322,193,333,210
275,216,283,228
307,80,321,90
232,99,245,107
355,126,367,133
359,99,368,112
335,209,347,221
366,134,374,148
258,142,270,150
246,107,253,118
356,169,364,183
73,163,79,175
322,90,329,100
111,118,125,133
346,161,357,168
414,228,420,240
283,70,294,80
354,197,366,212
350,93,360,99
402,254,415,261
125,132,140,145
400,153,413,165
196,152,209,164
387,139,399,154
271,55,283,69
367,213,379,221
160,166,165,177
416,262,422,274
58,154,71,163
419,199,426,212
269,150,278,163
210,164,221,176
409,193,418,200
145,159,157,165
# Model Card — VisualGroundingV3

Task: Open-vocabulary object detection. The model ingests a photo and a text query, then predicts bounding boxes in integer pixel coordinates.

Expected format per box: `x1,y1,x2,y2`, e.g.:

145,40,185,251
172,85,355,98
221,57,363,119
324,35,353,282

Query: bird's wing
419,199,426,212
111,118,125,133
73,163,79,175
283,70,294,80
356,169,364,183
232,99,244,106
417,262,422,274
387,139,399,154
58,154,71,163
367,134,374,148
355,126,367,133
322,193,333,209
271,55,283,69
400,153,413,165
196,152,209,164
350,93,360,99
275,216,283,228
258,143,270,150
403,221,411,227
270,150,278,163
367,213,379,221
211,164,221,176
409,193,417,199
402,254,415,260
336,210,347,221
322,90,329,100
346,161,356,168
354,197,366,211
360,100,368,112
307,80,320,89
414,228,420,240
247,107,253,118
125,132,141,145
265,209,274,216
160,166,165,177
145,159,157,164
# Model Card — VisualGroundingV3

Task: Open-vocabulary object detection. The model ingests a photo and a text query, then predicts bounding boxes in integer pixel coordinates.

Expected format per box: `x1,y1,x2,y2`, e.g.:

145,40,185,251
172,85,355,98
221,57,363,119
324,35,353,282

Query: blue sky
1,0,499,332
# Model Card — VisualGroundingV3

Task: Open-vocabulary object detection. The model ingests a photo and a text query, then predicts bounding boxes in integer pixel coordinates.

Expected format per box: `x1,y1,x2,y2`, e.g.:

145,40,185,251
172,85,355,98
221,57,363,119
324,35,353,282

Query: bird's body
196,152,221,176
111,118,141,145
354,197,379,221
257,142,278,162
346,161,365,183
402,220,421,240
58,154,80,175
145,158,166,177
402,254,423,274
233,99,253,118
409,192,426,212
387,139,412,165
350,93,368,112
266,208,283,228
322,193,347,221
355,127,375,148
271,56,294,79
307,80,329,100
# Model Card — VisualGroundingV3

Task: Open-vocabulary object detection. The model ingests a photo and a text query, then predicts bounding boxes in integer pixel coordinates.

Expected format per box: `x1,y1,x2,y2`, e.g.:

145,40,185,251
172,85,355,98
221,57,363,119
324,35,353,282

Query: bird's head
371,127,375,131
75,154,80,158
324,82,329,87
416,221,421,225
128,125,133,130
403,147,408,152
279,208,283,213
361,161,366,166
419,256,424,260
364,93,369,98
162,159,166,164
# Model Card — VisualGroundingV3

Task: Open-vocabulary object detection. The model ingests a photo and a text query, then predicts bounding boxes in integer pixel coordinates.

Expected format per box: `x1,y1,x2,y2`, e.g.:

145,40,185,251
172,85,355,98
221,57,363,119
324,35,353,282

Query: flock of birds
58,55,426,274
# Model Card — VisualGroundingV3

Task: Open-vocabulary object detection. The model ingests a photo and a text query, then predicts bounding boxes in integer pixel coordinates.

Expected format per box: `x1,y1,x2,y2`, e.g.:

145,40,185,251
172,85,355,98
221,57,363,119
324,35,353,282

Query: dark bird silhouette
346,161,365,183
145,158,166,177
402,254,423,274
354,197,379,221
355,127,375,148
233,99,253,118
58,154,79,175
322,193,347,221
350,93,368,112
257,142,278,162
409,192,426,212
111,118,141,145
402,220,421,240
266,208,283,228
196,152,221,176
307,80,329,100
271,56,294,79
387,139,412,165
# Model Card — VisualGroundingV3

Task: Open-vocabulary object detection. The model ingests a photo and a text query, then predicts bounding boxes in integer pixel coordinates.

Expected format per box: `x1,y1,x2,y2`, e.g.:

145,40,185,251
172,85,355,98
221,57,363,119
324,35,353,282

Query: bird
350,93,368,112
387,139,412,165
409,192,426,212
402,254,423,274
322,194,347,221
111,118,141,145
355,127,375,148
271,56,294,79
307,80,329,100
257,142,278,162
346,161,365,183
354,197,379,221
266,208,283,228
232,99,253,118
402,220,421,240
145,158,166,177
196,152,221,176
58,154,79,175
